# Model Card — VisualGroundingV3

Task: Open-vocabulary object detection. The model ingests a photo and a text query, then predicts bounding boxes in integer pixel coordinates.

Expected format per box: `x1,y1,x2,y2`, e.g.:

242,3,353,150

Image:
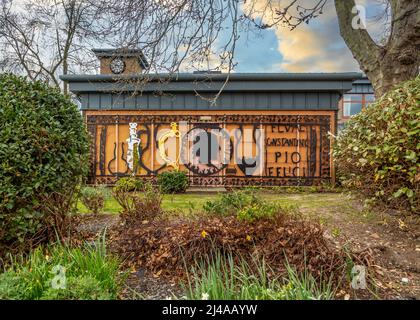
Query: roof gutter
61,72,363,83
60,72,363,94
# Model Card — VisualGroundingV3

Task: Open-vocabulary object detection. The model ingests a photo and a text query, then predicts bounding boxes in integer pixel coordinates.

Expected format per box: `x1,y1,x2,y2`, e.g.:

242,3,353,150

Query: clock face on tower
110,57,126,74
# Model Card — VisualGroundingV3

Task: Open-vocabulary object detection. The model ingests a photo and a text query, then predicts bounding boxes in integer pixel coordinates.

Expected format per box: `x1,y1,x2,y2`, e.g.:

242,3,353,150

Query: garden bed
109,215,355,283
71,191,420,300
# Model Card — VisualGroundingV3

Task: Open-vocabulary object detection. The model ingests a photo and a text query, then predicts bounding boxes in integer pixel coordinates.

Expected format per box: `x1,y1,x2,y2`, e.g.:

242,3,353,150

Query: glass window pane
365,94,375,101
344,94,363,102
351,102,363,115
365,94,375,105
343,102,352,116
344,102,363,116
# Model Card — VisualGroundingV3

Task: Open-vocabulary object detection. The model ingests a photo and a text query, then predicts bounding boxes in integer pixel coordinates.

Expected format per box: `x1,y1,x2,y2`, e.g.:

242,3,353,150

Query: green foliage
157,171,189,194
0,74,89,245
0,237,122,300
126,183,163,222
204,190,299,222
112,177,144,212
203,190,260,216
121,182,163,223
79,186,105,215
279,263,335,300
237,202,299,223
114,177,144,193
39,276,115,300
184,251,334,300
334,77,420,212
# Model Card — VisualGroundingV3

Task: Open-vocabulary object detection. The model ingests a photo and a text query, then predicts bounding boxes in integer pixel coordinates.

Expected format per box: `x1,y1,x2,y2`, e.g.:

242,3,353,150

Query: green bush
120,182,163,223
112,177,144,212
203,190,299,222
112,178,163,222
0,74,89,245
242,185,339,194
334,77,419,212
157,171,189,194
0,238,122,300
114,177,144,193
79,187,105,215
237,202,299,223
203,190,261,216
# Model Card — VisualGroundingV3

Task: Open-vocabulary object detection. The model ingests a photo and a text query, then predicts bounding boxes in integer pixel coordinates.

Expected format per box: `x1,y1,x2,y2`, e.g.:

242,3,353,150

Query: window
365,94,376,106
342,93,375,118
343,94,363,117
343,101,363,116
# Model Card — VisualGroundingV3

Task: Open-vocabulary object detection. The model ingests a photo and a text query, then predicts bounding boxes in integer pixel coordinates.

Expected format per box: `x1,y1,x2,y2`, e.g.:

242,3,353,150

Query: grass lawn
77,192,218,214
77,190,360,221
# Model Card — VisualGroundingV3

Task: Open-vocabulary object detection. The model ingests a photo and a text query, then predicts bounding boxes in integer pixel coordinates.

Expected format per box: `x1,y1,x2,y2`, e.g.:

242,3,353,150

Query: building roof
62,72,362,82
61,72,363,93
61,72,364,111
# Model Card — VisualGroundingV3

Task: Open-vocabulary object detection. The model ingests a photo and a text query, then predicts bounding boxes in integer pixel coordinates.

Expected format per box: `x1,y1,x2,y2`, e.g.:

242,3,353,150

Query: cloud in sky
240,0,359,72
276,12,360,72
235,0,388,73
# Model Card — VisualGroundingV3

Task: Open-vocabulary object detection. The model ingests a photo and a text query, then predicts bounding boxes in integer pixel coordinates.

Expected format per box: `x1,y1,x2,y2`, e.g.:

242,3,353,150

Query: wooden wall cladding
85,110,335,187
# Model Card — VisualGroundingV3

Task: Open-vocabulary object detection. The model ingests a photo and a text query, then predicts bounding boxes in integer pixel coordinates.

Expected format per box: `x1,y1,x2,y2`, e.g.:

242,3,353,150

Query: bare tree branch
1,0,418,97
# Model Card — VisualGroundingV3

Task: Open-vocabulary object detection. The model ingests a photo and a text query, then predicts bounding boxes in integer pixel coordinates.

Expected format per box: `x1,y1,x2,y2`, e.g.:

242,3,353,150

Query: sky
226,0,388,73
3,0,389,76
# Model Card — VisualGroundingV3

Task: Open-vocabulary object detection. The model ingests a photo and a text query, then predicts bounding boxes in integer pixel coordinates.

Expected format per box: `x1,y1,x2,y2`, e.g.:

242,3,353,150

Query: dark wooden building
61,49,363,187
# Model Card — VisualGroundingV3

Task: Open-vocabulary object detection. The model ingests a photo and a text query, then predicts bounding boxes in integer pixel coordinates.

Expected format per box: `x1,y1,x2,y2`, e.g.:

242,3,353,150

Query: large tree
334,0,419,97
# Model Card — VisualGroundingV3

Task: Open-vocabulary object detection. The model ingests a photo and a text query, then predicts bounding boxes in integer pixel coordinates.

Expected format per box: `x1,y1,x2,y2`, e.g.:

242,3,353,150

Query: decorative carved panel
86,113,332,186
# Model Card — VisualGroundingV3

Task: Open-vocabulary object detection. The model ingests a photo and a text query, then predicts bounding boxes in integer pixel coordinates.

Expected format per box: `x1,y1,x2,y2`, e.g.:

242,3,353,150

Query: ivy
334,77,419,212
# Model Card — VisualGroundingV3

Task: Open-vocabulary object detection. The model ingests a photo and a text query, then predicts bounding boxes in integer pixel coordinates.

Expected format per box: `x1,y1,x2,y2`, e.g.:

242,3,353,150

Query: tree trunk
334,0,420,97
63,57,69,95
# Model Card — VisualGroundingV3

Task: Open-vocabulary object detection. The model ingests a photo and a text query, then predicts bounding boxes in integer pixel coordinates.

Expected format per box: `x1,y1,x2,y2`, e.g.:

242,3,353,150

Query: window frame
341,93,374,119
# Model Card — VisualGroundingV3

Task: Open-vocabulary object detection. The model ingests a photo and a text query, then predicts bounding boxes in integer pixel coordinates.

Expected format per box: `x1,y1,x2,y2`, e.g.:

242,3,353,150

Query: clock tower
92,48,149,75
